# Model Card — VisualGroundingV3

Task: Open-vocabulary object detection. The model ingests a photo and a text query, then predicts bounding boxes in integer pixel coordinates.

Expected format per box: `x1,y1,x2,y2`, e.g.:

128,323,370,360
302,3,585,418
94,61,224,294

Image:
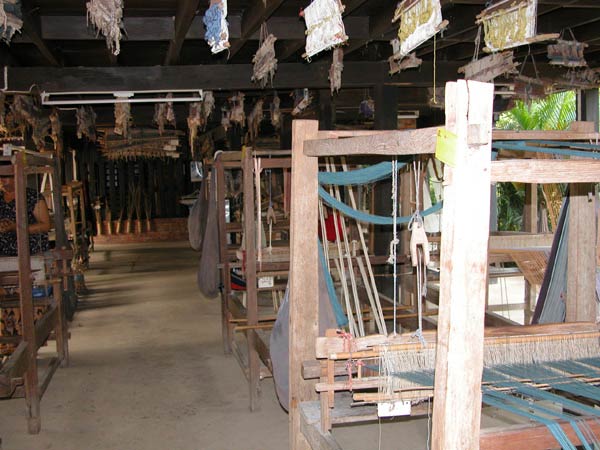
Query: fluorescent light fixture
397,110,419,119
40,89,204,106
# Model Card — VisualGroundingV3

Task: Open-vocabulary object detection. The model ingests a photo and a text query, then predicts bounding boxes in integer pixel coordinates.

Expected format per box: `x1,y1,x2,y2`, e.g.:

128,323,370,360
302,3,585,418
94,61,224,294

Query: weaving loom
288,82,600,450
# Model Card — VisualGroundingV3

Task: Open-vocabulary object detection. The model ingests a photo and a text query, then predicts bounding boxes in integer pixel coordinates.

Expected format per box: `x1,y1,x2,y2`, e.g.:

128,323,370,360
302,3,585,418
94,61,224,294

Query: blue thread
318,239,348,327
318,161,406,186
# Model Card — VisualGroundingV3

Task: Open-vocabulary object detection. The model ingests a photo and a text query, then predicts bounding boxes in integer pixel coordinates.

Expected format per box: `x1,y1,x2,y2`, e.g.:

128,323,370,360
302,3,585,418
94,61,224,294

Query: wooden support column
215,156,233,354
318,89,335,131
14,154,41,434
567,88,599,322
566,183,596,322
289,120,320,450
243,147,260,410
432,80,494,450
523,183,538,324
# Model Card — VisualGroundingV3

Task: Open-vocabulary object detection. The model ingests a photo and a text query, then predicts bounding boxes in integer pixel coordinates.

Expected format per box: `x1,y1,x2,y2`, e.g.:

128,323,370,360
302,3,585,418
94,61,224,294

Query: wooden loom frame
288,80,600,450
0,151,70,434
215,148,292,410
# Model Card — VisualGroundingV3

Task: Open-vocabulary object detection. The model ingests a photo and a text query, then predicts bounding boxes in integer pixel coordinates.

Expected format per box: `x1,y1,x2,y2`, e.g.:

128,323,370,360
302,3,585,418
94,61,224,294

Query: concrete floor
0,242,515,450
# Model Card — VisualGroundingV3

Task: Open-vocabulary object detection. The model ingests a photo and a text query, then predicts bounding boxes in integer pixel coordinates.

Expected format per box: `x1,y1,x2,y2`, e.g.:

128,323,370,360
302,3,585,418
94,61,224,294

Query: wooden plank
0,341,29,397
21,5,60,67
38,357,60,398
14,153,42,434
289,120,320,450
490,159,600,183
492,130,600,141
566,182,597,321
304,127,440,157
432,80,494,450
299,402,343,450
488,233,553,249
243,147,260,411
164,0,201,65
480,416,600,450
34,304,58,350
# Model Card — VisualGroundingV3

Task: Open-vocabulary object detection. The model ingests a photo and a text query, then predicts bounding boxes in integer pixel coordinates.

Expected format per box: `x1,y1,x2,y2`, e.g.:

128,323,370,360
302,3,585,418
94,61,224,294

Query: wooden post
432,80,494,450
566,183,596,322
243,147,260,411
289,120,320,450
215,156,233,354
14,154,41,434
523,183,538,324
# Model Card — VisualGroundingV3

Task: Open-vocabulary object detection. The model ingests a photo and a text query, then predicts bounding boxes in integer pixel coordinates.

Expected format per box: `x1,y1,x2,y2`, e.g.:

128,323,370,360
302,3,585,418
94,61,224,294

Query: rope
318,161,405,186
319,186,443,225
391,159,399,336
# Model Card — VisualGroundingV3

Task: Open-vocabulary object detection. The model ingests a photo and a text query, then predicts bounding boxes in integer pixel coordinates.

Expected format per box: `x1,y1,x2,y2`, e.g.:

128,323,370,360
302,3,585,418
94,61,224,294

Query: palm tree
495,91,577,231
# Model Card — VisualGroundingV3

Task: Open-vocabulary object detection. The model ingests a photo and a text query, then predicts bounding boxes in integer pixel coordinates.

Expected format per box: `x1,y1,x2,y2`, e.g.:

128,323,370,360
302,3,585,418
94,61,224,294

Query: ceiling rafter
227,0,286,60
164,0,201,65
20,1,61,67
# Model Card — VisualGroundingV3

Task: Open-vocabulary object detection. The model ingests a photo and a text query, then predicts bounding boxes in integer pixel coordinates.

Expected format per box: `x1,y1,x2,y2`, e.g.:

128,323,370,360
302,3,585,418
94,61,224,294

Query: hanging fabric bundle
114,102,131,139
270,92,281,130
154,94,176,136
86,0,124,55
202,91,215,125
187,102,203,157
10,95,50,150
228,92,245,125
247,98,263,142
392,0,445,60
358,94,375,119
165,93,176,127
301,0,348,59
49,108,63,155
76,106,97,141
292,89,312,116
0,0,22,43
475,0,557,52
547,30,588,68
252,23,278,88
203,0,229,54
328,47,343,95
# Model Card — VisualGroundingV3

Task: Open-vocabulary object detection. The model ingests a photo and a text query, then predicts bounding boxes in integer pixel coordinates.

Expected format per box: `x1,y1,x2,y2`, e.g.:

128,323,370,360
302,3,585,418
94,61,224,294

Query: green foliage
496,183,524,231
494,91,576,231
496,91,576,131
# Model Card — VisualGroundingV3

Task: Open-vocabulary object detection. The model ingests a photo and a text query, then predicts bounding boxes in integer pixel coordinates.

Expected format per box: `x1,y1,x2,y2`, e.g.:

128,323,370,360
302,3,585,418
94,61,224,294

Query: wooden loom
214,148,292,410
288,80,600,450
0,150,71,434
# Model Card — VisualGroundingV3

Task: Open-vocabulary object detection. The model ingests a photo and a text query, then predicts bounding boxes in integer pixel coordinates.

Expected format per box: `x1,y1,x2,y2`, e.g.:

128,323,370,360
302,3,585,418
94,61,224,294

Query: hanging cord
253,157,263,269
389,159,399,335
432,33,437,105
265,166,276,254
409,160,429,346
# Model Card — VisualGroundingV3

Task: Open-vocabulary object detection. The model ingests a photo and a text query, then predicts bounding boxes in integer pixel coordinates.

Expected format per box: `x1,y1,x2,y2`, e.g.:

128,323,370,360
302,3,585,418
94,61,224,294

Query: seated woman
0,172,51,256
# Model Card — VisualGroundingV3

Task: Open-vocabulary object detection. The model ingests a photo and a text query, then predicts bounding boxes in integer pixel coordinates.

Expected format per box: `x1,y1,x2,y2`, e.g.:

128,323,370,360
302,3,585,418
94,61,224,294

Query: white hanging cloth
86,0,124,55
328,47,344,94
203,0,230,54
252,23,278,88
302,0,348,59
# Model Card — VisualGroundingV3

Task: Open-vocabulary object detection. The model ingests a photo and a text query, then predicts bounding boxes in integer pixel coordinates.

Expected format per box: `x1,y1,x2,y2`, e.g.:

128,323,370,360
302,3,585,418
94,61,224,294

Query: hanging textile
247,99,263,142
476,0,540,52
114,103,131,139
328,47,343,94
270,93,281,129
0,0,22,43
228,92,245,125
49,108,62,155
187,102,203,157
203,0,229,54
359,97,374,119
292,89,312,116
188,184,209,252
86,0,124,55
252,23,278,88
202,91,215,124
302,0,348,59
197,164,220,297
76,107,97,142
392,0,444,60
10,95,50,150
154,94,176,136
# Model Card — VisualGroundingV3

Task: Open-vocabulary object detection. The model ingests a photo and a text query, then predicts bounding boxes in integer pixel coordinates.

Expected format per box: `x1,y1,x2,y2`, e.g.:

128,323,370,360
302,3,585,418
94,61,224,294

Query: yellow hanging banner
435,128,458,167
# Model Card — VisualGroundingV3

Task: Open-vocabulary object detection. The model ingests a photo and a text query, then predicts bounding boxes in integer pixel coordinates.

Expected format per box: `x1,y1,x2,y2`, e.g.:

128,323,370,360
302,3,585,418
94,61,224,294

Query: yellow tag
435,128,458,167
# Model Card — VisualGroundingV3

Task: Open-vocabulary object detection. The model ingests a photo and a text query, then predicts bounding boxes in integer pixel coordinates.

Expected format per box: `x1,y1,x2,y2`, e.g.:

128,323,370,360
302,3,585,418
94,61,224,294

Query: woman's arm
31,198,51,234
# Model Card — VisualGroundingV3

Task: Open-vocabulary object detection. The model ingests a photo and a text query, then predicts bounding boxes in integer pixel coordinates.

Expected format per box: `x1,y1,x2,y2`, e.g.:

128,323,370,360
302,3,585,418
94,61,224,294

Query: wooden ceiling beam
6,61,472,93
343,2,398,57
164,0,201,65
20,2,60,67
227,0,286,60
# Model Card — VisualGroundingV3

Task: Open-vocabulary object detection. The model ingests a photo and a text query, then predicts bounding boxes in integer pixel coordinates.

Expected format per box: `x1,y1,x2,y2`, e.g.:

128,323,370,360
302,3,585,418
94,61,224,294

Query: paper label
377,400,411,417
258,276,274,289
435,128,458,167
